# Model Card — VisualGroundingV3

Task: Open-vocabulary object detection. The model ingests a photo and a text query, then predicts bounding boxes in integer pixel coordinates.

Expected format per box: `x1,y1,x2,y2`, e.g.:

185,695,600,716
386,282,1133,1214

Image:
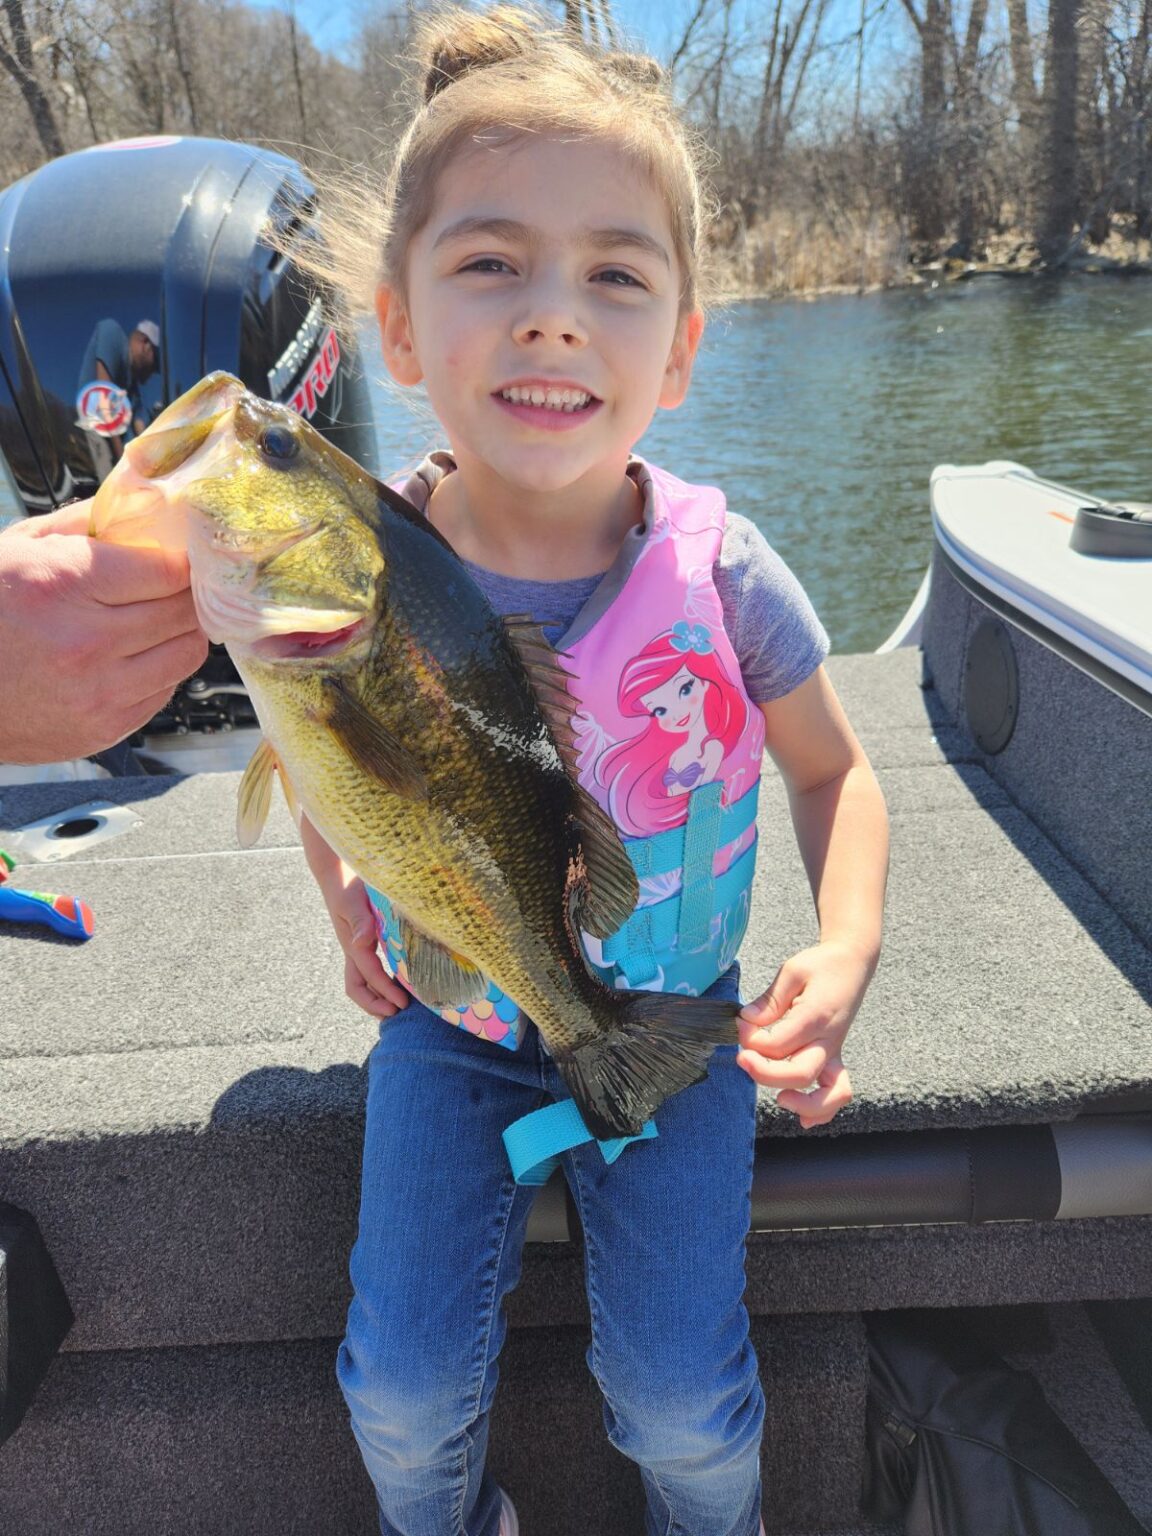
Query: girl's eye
461,257,513,274
651,705,666,718
595,268,644,288
679,680,695,699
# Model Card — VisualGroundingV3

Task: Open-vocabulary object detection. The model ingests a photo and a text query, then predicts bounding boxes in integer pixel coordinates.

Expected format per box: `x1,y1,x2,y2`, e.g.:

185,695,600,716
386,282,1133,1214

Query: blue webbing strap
601,782,759,986
677,780,724,952
601,840,756,972
502,1099,658,1186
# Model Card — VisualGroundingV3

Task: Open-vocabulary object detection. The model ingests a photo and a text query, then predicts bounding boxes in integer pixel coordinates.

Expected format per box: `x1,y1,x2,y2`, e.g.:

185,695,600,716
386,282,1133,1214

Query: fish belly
241,662,587,1044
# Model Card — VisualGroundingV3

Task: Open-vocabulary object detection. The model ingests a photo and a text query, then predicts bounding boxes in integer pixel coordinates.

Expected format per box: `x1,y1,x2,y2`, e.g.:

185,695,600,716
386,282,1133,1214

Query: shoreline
710,221,1152,304
716,259,1152,306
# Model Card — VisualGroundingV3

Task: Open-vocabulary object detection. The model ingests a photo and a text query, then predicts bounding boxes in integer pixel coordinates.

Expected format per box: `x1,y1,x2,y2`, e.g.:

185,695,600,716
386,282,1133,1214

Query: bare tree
169,0,199,132
284,1,308,143
751,0,832,208
1039,0,1083,261
0,0,65,157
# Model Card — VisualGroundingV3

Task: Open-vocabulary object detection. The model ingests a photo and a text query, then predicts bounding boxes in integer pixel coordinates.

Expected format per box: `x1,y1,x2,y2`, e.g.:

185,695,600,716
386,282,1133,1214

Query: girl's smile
493,375,602,431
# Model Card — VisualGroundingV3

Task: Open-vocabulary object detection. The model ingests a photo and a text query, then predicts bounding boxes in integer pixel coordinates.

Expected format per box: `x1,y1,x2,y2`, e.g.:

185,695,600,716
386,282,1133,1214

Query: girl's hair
281,4,716,336
594,632,748,838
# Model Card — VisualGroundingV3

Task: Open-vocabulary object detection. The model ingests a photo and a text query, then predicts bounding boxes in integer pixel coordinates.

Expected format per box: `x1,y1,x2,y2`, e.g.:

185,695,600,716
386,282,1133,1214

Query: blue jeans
337,964,764,1536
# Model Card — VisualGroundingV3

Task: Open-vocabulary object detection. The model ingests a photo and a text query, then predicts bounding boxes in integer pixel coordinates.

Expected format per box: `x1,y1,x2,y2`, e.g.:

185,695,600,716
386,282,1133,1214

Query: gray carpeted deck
2,645,1151,1534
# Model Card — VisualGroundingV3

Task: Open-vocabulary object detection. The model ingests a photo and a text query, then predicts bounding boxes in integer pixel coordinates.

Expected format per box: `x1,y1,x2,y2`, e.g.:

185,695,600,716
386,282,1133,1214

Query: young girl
296,8,889,1533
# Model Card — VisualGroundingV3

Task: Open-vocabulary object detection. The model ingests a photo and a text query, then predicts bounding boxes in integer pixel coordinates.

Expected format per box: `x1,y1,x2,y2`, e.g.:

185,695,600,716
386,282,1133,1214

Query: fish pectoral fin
397,915,490,1010
277,761,301,827
237,737,279,847
325,676,428,800
570,783,639,940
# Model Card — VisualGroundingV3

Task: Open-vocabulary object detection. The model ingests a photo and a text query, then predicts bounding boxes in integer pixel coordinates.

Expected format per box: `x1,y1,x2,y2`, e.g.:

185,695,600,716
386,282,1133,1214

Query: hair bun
605,51,664,91
420,7,536,104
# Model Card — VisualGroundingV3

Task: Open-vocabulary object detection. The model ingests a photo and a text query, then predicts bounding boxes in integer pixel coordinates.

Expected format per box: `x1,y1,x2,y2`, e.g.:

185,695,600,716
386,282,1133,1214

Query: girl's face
641,665,707,733
377,135,702,498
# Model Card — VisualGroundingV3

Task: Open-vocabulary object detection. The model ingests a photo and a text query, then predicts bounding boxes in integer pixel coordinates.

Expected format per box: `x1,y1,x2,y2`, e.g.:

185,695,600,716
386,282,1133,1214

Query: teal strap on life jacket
601,781,759,988
678,780,725,952
627,779,760,880
502,1099,659,1186
601,837,757,987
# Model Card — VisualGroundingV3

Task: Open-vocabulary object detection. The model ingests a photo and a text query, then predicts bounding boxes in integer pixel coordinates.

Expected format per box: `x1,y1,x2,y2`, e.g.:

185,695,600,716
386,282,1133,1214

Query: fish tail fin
556,993,741,1142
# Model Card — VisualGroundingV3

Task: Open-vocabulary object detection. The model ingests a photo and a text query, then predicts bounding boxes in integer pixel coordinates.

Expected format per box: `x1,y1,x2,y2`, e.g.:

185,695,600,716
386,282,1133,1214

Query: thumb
739,963,804,1030
347,912,380,950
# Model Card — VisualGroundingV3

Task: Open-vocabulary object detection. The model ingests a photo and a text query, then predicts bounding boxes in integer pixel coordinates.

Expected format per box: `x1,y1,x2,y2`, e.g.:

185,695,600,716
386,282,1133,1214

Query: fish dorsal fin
502,615,637,941
397,913,490,1010
237,737,278,847
569,782,639,940
325,676,427,800
502,615,579,757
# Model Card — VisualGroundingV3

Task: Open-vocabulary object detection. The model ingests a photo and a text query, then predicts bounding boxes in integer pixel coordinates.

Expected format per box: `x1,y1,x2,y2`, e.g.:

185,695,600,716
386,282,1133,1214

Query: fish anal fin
325,676,427,800
502,616,637,940
237,737,278,847
398,914,490,1010
556,994,741,1139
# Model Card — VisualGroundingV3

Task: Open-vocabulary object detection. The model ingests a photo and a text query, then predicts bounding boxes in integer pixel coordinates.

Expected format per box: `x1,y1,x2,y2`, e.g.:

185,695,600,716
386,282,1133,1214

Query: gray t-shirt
399,455,831,705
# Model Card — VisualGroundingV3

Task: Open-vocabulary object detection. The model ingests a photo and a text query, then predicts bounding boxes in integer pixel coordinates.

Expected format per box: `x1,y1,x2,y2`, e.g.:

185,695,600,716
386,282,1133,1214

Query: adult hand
736,939,870,1129
0,500,208,764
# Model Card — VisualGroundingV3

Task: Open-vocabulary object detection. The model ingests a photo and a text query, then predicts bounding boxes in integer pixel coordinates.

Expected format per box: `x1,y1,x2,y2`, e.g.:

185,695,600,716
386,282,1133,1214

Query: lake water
7,279,1150,654
365,277,1152,653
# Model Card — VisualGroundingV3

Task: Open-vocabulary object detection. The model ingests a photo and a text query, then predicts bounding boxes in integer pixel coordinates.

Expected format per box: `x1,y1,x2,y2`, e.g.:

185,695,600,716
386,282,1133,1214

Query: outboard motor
0,134,374,773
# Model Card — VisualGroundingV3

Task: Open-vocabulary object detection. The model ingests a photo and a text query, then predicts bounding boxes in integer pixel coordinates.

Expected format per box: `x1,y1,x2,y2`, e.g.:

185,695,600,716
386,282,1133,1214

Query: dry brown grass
708,207,912,300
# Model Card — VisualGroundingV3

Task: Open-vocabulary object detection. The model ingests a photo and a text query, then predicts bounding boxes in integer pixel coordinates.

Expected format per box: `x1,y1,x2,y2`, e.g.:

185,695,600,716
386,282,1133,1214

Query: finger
777,1062,854,1125
341,911,409,1004
19,500,96,537
113,622,209,695
82,537,193,606
89,591,205,660
350,943,409,1008
345,956,403,1018
736,1042,827,1090
738,1003,821,1057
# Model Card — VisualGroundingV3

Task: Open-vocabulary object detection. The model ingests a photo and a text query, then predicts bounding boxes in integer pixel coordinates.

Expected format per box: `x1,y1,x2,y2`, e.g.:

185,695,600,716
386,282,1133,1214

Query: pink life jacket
365,457,765,1047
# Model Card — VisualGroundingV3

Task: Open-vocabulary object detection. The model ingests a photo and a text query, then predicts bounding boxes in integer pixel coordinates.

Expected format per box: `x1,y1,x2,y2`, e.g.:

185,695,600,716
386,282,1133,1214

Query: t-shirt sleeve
715,513,830,703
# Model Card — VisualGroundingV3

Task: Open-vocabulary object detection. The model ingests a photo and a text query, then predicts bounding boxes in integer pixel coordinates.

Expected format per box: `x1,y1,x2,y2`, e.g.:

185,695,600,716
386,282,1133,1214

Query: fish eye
259,424,300,463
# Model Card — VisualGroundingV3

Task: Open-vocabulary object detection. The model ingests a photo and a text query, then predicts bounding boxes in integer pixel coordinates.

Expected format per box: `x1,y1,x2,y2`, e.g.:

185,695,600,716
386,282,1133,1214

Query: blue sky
254,0,915,102
253,2,701,61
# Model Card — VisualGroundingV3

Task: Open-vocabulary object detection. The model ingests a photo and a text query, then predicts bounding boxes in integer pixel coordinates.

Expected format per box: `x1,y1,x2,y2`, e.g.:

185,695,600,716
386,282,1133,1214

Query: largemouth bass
91,373,740,1139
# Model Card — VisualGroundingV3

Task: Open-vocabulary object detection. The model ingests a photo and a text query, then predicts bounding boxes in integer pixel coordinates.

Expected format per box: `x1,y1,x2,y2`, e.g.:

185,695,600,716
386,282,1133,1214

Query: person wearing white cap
77,316,162,461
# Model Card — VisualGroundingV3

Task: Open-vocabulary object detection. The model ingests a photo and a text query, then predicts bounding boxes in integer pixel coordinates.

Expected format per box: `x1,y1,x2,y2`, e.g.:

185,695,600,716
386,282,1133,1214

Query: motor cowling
0,134,374,773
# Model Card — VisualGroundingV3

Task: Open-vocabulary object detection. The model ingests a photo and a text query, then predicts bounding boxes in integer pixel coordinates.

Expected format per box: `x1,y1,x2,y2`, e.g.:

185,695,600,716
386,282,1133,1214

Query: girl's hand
299,816,410,1019
736,940,873,1129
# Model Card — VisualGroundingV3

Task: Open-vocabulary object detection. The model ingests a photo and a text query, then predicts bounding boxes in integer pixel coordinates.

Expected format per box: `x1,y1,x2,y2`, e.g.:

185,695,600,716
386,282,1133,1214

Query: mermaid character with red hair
594,621,749,839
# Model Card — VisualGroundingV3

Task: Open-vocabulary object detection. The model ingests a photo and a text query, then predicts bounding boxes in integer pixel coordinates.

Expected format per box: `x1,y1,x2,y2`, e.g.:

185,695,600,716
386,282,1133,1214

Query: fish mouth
247,617,371,663
89,373,246,549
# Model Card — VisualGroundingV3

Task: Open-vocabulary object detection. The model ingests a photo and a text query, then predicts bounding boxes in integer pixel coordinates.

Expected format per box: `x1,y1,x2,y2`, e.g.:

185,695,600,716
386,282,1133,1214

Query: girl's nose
512,280,587,348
